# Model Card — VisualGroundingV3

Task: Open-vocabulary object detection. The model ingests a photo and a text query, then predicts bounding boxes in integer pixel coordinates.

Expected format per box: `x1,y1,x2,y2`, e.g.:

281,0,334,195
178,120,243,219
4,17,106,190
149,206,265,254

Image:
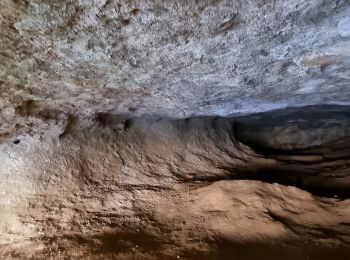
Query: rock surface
1,105,350,259
1,0,350,142
1,0,350,259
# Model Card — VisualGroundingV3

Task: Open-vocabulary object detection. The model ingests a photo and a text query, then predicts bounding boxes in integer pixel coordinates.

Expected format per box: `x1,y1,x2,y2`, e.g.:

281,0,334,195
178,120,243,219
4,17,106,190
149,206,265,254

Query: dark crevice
12,139,20,144
240,170,350,199
221,105,350,199
188,166,350,199
266,211,299,235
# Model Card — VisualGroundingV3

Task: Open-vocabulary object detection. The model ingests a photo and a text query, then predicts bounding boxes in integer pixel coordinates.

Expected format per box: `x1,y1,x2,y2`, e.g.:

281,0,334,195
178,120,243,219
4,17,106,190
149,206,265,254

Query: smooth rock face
1,0,350,259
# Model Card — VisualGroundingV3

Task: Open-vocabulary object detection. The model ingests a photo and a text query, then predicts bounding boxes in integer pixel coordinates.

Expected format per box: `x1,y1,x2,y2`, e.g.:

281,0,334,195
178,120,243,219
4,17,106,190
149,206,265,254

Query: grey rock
0,0,350,142
338,17,350,38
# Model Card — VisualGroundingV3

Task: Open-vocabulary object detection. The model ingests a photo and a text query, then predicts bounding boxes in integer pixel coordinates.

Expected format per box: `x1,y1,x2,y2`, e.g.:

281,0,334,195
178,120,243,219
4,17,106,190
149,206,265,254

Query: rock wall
1,0,350,259
1,105,350,259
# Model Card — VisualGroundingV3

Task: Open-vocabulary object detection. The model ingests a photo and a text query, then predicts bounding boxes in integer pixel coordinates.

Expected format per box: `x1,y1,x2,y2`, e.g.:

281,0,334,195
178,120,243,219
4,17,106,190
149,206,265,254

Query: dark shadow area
207,238,350,260
228,104,350,198
55,230,171,259
234,104,350,151
43,231,350,260
218,166,350,199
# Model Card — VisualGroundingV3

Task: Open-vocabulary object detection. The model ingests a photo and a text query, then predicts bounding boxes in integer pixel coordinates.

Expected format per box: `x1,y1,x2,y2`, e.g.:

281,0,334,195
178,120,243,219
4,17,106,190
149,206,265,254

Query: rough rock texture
1,105,350,259
1,0,350,142
1,0,350,259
